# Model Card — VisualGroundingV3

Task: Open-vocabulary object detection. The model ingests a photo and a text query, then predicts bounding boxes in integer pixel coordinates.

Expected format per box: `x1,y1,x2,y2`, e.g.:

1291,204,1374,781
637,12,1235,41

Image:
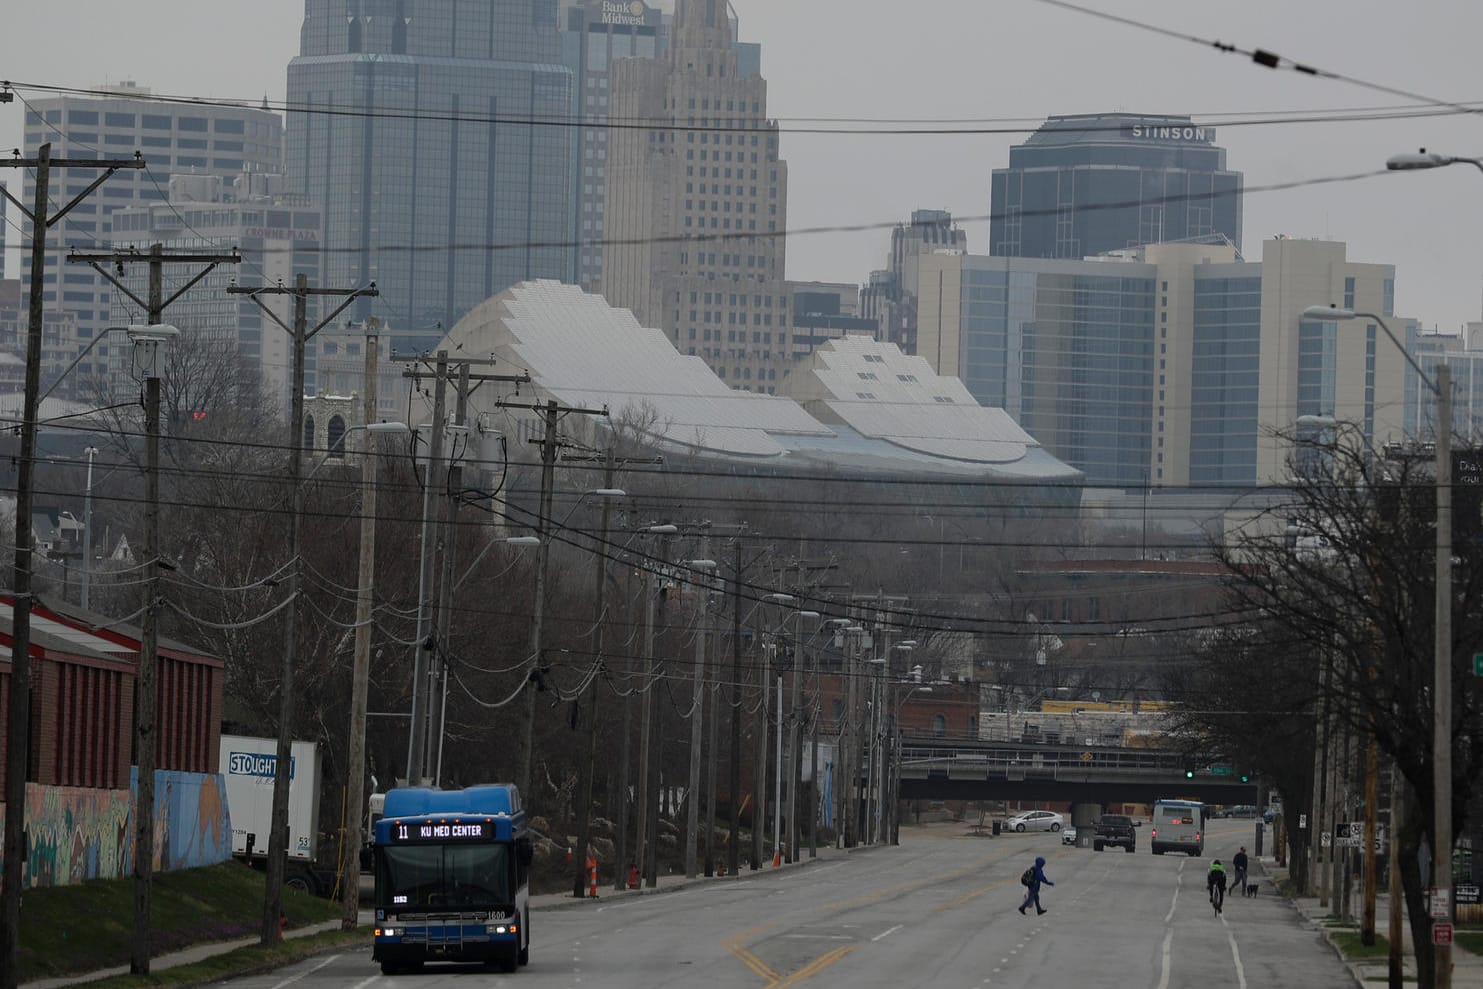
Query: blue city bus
1150,798,1206,856
372,785,533,974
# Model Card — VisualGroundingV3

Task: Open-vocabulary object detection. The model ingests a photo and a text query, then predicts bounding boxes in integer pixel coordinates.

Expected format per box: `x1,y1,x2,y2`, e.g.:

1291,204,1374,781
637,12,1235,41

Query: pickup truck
1093,814,1137,852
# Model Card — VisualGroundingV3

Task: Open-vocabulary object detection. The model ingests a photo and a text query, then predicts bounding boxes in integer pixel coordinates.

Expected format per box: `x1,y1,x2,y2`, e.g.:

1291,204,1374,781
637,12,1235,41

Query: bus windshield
377,843,512,910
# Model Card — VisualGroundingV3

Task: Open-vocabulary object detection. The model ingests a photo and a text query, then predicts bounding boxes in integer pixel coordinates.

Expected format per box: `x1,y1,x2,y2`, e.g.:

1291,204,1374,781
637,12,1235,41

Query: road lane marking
267,954,340,989
348,975,380,989
1164,860,1187,924
1157,928,1174,989
724,923,780,983
870,924,903,942
782,934,853,940
1224,920,1248,988
768,944,857,988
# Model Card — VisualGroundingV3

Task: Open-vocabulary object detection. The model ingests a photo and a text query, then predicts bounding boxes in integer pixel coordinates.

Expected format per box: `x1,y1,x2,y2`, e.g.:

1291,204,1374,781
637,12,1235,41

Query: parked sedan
1005,810,1064,832
1061,826,1078,845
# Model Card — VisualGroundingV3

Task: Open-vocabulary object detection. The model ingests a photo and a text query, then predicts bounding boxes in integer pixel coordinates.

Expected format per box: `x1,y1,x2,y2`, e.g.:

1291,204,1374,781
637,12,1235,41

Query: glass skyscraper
287,0,575,341
990,113,1243,260
916,239,1406,489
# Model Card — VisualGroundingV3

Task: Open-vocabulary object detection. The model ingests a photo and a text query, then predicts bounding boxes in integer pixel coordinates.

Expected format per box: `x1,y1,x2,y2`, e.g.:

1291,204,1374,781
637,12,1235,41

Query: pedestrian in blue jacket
1019,856,1053,915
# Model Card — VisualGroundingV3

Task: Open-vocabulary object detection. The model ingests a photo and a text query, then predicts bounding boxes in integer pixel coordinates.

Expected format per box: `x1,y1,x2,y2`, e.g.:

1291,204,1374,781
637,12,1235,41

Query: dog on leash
1244,883,1259,898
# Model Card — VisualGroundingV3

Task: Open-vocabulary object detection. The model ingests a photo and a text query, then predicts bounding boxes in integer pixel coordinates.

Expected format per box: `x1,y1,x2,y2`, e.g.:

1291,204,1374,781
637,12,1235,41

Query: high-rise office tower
560,0,761,294
108,172,323,413
860,209,968,355
604,0,794,392
287,0,575,343
990,113,1243,260
916,238,1404,488
19,83,283,383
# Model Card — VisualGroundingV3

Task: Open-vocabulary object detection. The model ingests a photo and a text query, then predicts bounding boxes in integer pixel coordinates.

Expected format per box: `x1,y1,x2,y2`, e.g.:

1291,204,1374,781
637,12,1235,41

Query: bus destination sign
390,819,489,843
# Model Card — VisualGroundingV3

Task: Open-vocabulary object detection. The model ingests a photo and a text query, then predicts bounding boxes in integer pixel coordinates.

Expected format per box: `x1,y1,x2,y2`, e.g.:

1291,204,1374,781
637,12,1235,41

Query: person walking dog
1018,856,1054,915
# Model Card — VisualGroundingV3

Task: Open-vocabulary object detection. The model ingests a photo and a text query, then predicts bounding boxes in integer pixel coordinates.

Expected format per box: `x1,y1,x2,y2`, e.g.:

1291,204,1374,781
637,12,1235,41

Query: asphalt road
224,821,1348,989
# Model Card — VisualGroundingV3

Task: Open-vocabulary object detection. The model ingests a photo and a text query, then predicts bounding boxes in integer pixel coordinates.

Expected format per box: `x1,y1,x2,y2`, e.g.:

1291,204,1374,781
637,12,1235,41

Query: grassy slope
19,862,340,982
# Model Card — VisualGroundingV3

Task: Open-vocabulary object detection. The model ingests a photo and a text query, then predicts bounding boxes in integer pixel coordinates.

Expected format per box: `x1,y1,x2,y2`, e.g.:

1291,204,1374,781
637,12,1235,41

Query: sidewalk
20,845,854,989
1260,856,1483,988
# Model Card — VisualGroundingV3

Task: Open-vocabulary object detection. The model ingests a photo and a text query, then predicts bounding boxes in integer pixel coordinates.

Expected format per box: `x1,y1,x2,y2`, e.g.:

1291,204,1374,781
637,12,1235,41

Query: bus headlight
376,927,398,937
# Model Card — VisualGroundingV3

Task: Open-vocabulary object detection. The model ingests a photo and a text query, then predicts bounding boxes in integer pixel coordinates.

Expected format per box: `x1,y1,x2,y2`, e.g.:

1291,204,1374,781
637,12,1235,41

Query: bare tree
1178,424,1483,989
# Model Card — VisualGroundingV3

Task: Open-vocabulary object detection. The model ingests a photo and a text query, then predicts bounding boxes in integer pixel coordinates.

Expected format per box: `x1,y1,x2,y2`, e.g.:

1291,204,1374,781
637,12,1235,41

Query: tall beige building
603,0,794,392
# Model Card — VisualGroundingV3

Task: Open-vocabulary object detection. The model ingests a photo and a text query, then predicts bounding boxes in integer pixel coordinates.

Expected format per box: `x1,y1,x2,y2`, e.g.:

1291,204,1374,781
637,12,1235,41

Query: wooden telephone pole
0,145,142,989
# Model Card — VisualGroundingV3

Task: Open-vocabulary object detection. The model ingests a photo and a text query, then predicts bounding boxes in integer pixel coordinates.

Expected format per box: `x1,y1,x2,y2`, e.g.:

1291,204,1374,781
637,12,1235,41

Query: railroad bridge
896,736,1258,805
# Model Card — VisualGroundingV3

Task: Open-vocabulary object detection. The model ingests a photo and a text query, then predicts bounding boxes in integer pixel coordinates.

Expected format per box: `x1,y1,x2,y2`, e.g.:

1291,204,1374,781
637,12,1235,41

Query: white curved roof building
441,281,1080,486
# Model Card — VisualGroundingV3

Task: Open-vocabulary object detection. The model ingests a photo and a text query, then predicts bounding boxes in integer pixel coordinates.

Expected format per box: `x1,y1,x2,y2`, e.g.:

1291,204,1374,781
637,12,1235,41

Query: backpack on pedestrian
1021,867,1035,887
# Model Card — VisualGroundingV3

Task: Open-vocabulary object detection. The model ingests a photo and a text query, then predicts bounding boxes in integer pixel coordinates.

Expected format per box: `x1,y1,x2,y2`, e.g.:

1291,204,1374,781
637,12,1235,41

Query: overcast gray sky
4,0,1483,332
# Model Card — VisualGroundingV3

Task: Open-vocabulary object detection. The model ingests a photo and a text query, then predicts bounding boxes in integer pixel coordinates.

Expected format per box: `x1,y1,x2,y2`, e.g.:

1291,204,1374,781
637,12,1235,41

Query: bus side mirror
516,837,534,867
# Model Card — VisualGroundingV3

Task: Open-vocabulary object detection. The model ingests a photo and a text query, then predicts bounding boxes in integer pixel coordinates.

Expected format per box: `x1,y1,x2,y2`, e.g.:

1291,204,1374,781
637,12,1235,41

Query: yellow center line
767,944,858,989
723,923,781,983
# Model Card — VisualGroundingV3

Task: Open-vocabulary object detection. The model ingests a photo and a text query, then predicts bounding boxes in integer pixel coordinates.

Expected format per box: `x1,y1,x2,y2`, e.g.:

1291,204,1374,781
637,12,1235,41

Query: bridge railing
897,739,1186,782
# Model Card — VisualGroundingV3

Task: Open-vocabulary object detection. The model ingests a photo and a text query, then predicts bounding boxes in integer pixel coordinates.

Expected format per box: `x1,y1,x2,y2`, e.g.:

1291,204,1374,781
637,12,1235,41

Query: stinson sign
1126,124,1215,143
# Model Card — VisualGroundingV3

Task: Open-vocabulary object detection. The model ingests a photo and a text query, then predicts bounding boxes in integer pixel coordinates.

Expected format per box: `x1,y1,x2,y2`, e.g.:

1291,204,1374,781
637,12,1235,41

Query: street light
1303,302,1454,973
1387,149,1483,176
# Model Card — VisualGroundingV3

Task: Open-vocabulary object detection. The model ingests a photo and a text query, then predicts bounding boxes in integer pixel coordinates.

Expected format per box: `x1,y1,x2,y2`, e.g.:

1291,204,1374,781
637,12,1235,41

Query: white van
1150,799,1205,856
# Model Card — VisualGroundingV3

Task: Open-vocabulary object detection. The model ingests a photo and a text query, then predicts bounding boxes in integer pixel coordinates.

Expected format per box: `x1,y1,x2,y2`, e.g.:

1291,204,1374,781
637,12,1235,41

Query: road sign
1475,653,1483,676
1299,813,1308,829
1430,887,1451,919
1210,765,1233,776
1433,922,1453,946
1334,821,1386,849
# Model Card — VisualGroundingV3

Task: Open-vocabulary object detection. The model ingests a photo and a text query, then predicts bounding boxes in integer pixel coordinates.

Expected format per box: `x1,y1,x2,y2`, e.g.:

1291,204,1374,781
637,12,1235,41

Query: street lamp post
81,446,98,610
1304,303,1453,984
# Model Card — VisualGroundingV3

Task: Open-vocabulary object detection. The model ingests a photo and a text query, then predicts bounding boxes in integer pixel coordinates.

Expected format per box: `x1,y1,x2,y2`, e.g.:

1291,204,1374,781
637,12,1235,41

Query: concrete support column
1070,803,1101,848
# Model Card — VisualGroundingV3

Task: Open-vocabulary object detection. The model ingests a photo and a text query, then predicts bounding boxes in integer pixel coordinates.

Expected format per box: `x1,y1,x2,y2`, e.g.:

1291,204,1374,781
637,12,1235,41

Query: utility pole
573,452,616,898
342,317,381,928
730,540,743,876
430,363,470,786
486,398,607,804
69,242,239,974
685,537,710,878
228,276,378,946
391,358,530,787
1,146,143,989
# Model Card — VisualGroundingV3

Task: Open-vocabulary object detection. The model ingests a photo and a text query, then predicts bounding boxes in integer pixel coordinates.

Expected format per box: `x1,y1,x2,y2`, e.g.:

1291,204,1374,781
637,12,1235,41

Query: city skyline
3,0,1483,336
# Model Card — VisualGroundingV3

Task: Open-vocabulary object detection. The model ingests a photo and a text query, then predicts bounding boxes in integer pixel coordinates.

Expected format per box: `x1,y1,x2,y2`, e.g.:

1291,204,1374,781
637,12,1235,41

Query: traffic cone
588,856,599,898
278,914,287,941
627,864,639,889
772,848,781,868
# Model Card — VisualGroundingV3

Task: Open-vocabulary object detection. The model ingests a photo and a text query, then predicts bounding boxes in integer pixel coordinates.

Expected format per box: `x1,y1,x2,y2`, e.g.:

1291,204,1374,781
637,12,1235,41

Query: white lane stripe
348,974,381,989
1157,929,1174,989
1225,920,1248,989
871,924,903,942
267,954,340,989
1164,884,1180,925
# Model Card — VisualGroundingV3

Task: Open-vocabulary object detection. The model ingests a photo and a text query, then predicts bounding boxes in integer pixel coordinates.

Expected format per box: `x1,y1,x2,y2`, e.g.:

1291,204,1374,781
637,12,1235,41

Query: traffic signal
1240,773,1250,783
1184,769,1195,779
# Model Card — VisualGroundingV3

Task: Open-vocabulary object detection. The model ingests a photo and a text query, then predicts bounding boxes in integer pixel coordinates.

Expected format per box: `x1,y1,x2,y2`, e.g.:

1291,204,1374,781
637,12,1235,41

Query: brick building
0,595,224,793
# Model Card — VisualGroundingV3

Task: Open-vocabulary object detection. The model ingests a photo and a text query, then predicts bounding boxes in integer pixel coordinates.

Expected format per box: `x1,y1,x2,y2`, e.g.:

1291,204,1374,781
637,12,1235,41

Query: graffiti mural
0,771,232,888
150,769,232,871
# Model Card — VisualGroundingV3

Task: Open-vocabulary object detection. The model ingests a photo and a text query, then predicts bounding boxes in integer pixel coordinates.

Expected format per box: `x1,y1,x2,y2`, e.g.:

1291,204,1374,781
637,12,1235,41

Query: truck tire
1125,843,1134,853
285,871,316,896
1153,847,1164,855
1094,841,1103,851
519,911,530,966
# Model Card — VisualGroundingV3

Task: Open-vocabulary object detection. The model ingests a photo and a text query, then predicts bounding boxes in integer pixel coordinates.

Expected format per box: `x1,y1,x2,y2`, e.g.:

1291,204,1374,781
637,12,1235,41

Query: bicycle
1209,881,1225,916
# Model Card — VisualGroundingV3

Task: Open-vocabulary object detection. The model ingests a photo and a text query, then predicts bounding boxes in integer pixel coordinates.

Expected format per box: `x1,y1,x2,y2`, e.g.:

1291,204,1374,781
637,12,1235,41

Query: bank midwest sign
1126,124,1215,143
599,0,652,26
